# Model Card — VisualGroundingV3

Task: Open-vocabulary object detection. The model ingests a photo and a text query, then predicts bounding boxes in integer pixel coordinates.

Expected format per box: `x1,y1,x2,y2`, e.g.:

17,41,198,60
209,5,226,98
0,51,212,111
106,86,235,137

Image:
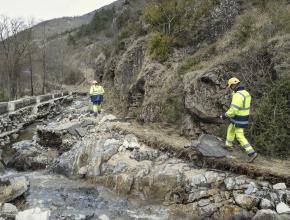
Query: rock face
47,110,290,219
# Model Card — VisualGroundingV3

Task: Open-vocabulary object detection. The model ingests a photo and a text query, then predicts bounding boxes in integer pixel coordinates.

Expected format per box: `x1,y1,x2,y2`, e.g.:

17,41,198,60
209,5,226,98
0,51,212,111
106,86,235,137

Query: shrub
148,32,173,62
233,12,257,45
267,2,290,34
250,79,290,158
162,96,184,124
67,34,76,46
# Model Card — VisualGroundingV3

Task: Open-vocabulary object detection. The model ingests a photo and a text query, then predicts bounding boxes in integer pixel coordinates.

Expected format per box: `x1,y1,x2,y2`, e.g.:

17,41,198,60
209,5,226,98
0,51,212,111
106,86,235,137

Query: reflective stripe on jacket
90,85,105,96
225,87,251,128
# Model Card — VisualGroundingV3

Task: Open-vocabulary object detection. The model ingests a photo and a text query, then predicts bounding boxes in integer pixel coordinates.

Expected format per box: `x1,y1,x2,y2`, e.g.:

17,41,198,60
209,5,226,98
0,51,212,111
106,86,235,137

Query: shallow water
2,170,175,220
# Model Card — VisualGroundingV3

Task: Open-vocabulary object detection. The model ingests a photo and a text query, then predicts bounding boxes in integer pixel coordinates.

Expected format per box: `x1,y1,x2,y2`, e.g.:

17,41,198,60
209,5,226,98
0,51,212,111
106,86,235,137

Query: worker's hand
220,114,227,120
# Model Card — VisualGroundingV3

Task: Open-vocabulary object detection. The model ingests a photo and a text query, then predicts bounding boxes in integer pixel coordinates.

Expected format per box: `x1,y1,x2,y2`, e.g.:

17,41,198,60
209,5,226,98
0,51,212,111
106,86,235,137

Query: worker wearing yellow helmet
90,80,105,116
220,77,258,163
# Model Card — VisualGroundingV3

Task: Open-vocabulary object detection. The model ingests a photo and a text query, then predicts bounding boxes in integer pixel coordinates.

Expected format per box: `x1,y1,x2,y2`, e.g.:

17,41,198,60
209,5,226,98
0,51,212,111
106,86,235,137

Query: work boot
248,152,258,163
223,145,233,152
98,110,101,114
93,112,98,117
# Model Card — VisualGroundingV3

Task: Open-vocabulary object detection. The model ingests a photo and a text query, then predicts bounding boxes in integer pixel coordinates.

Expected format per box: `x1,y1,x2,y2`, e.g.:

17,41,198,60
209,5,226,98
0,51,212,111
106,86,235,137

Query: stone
191,174,207,187
260,198,274,210
114,174,134,194
252,209,281,220
224,177,236,190
218,205,251,220
245,183,258,195
273,183,287,190
198,199,210,207
0,176,29,203
188,190,209,203
75,127,86,137
98,214,110,220
234,194,259,210
122,134,140,150
16,208,50,220
276,202,290,214
0,203,18,218
194,134,231,158
100,115,117,123
78,166,88,175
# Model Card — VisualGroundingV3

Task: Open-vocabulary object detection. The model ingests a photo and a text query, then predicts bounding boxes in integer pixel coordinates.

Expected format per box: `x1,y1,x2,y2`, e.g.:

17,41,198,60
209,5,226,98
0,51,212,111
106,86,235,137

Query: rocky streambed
1,98,290,220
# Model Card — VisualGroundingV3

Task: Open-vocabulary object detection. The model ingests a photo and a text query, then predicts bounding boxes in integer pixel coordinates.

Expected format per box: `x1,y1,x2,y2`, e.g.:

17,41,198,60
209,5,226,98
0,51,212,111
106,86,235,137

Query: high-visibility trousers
226,123,256,157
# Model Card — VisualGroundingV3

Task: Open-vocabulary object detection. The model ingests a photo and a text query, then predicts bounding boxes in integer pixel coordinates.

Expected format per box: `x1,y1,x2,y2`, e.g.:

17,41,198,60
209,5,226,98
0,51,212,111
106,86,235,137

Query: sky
0,0,117,21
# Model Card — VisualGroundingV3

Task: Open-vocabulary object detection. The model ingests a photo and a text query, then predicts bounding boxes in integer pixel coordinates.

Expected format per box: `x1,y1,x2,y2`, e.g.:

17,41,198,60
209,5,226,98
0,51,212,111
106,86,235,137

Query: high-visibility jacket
90,85,105,96
225,86,251,128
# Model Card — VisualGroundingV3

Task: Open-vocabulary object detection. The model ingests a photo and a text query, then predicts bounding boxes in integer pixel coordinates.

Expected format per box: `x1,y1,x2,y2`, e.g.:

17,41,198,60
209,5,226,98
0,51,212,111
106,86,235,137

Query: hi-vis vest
225,88,251,128
90,85,104,96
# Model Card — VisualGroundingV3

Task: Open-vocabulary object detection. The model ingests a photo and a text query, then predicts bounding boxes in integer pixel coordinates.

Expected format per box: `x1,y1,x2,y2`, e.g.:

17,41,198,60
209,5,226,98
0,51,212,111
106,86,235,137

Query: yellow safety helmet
227,77,240,87
92,80,98,84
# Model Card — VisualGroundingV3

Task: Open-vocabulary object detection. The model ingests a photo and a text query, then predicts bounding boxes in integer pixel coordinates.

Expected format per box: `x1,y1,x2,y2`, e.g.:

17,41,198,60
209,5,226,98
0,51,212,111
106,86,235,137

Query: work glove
220,113,227,120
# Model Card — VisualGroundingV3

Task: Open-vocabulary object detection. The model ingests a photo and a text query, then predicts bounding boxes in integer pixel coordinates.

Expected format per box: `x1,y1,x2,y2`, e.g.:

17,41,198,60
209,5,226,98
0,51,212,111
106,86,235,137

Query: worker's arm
221,93,243,119
89,86,94,96
101,86,105,94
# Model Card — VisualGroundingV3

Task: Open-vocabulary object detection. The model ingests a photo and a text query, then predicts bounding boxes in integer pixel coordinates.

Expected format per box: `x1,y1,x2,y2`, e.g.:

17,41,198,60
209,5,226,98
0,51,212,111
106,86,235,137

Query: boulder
191,134,231,158
234,194,259,210
260,198,274,210
276,202,290,214
0,203,18,219
16,208,50,220
252,209,281,220
0,176,29,203
122,134,140,150
218,205,252,220
273,183,287,190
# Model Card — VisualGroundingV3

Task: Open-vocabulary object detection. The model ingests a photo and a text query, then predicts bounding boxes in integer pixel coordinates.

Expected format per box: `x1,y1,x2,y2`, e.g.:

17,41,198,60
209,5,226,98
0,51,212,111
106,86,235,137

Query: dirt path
113,121,290,185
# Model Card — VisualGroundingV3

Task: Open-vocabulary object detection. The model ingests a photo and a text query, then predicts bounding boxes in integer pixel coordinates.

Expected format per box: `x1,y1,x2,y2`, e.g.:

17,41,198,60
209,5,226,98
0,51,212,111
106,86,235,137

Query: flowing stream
1,121,177,220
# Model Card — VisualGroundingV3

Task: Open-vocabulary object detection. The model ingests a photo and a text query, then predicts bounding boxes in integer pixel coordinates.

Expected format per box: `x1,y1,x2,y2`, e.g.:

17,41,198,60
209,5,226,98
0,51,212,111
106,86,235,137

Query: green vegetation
142,0,218,61
148,33,173,62
77,7,115,37
233,12,257,45
250,79,290,158
162,96,184,124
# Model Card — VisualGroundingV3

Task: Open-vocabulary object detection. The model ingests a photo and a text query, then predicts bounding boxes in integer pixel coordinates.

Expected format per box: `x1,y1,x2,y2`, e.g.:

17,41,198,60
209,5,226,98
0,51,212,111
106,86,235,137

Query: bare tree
0,15,30,100
27,18,36,96
41,23,47,94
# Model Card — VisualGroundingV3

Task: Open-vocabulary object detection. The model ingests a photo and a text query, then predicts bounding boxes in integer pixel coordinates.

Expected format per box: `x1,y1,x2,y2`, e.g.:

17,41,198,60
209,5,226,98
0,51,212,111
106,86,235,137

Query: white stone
122,134,140,149
99,214,110,220
1,203,18,216
191,174,207,186
78,166,88,175
260,198,274,210
276,202,290,214
273,183,287,190
224,177,236,190
16,208,50,220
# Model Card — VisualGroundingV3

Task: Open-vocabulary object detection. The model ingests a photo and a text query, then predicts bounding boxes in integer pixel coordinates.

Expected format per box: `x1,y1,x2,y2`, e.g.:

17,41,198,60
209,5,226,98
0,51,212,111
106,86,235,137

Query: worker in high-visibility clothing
220,77,258,163
89,80,105,116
